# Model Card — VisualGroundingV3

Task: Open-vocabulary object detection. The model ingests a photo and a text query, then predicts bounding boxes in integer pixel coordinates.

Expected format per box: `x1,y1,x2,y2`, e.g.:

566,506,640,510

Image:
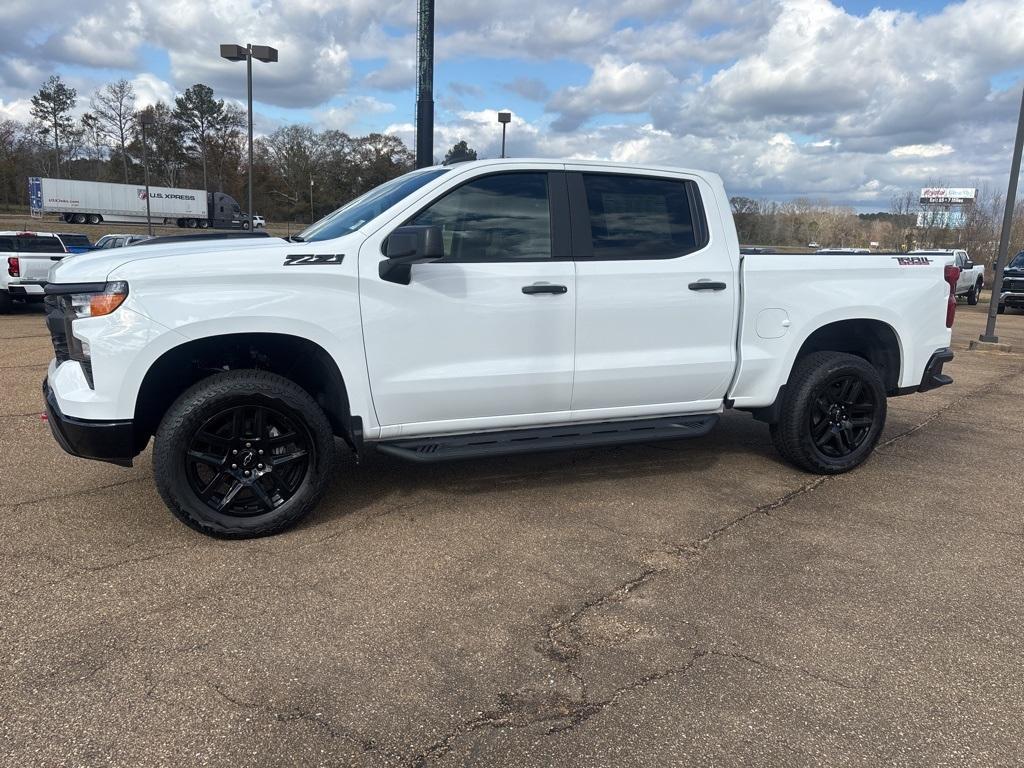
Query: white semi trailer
28,177,249,229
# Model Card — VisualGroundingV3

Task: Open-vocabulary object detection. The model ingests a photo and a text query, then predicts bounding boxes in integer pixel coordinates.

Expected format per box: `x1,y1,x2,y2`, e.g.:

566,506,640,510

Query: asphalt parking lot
2,301,1023,767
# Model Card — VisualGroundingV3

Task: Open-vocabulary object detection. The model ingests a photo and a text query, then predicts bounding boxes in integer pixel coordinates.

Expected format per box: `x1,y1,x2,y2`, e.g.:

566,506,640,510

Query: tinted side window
582,174,702,260
0,237,13,252
409,173,551,261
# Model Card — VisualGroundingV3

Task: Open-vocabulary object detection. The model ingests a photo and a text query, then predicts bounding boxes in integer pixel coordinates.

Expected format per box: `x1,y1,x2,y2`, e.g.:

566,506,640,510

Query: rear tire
73,213,87,224
0,291,12,314
153,370,336,538
967,280,981,306
199,219,209,229
769,351,887,475
87,214,102,225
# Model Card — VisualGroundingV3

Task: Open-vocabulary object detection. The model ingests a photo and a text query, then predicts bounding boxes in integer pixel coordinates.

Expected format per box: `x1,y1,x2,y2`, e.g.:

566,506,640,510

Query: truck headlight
67,281,129,319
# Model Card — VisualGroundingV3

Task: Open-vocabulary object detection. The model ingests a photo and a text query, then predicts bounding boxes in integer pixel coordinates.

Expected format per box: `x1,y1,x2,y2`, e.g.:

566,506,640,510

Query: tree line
730,190,1024,267
0,75,482,222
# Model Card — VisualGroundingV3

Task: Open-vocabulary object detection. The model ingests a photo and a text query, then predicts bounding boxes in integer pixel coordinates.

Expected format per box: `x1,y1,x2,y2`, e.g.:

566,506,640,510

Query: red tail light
944,265,960,328
6,257,18,277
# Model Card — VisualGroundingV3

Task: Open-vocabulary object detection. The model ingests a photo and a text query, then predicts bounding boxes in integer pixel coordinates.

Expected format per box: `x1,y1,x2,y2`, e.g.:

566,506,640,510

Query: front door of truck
359,169,576,433
567,169,738,418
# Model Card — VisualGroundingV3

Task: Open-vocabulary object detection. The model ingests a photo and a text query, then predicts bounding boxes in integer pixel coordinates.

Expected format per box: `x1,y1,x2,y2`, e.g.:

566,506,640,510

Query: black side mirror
380,225,444,284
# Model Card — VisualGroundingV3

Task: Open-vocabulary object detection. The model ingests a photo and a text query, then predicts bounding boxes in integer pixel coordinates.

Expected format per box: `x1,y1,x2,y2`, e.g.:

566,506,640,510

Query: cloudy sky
1,0,1022,209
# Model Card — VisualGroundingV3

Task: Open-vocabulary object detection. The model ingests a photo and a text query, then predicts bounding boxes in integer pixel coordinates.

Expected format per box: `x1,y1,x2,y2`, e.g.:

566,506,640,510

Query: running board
374,413,719,463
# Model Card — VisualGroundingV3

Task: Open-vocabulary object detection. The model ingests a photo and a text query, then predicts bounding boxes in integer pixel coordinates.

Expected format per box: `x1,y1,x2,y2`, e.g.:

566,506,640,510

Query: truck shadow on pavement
309,412,781,529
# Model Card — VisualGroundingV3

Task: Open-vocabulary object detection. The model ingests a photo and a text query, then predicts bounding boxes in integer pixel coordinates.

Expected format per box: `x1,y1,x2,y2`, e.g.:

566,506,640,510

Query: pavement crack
408,651,709,766
206,681,386,756
707,648,868,692
9,477,146,514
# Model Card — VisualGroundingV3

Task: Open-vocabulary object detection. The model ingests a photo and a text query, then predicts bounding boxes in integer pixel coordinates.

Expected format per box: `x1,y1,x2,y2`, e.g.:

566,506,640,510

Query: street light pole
220,42,278,232
980,87,1024,344
498,111,511,158
310,177,315,223
246,44,254,232
139,109,155,236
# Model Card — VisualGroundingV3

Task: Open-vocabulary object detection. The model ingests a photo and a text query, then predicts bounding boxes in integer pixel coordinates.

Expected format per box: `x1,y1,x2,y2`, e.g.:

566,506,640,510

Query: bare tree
91,79,137,183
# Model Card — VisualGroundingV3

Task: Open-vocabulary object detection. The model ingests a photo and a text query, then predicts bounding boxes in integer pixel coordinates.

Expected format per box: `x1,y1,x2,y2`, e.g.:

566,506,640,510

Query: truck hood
48,237,294,283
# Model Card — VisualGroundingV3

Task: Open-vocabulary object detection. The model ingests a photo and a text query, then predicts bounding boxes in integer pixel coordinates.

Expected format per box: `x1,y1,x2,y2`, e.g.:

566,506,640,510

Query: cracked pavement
1,302,1022,767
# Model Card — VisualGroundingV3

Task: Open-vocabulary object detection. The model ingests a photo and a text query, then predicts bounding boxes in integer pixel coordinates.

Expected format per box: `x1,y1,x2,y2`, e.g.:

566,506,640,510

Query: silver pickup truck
0,231,69,313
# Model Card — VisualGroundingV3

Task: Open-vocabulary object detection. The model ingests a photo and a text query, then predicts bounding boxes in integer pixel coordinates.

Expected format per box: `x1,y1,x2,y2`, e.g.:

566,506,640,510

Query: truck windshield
296,167,449,242
1009,251,1024,269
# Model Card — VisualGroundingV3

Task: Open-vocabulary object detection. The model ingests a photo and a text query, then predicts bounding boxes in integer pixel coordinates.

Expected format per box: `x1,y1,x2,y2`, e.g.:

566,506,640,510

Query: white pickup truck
1,231,68,313
42,159,958,537
910,249,985,305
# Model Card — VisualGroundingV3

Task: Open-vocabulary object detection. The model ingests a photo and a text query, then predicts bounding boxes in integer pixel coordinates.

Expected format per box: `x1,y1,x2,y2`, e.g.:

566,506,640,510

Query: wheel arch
792,318,902,394
133,332,355,453
745,317,903,424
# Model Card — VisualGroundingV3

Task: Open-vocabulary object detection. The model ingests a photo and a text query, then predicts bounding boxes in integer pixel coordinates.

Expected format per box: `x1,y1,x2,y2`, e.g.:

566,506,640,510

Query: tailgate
14,253,63,283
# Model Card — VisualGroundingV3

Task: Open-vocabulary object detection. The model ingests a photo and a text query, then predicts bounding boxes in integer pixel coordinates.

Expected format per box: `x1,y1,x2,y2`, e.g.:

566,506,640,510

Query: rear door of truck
566,167,739,417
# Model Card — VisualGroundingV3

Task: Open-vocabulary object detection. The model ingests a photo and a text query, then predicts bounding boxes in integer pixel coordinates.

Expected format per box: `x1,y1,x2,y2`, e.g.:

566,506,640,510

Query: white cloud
548,56,677,131
131,73,174,109
318,96,396,132
889,143,954,158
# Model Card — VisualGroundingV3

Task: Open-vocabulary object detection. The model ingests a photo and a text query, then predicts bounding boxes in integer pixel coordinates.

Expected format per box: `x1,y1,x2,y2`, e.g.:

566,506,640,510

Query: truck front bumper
43,379,135,467
1001,292,1024,308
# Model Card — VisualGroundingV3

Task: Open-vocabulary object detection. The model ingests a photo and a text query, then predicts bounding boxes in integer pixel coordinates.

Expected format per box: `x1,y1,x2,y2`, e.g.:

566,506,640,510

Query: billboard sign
919,187,977,205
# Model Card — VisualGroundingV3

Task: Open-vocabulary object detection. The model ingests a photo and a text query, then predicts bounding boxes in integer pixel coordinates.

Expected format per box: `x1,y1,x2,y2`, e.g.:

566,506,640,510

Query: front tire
997,303,1006,315
153,370,336,538
769,351,887,474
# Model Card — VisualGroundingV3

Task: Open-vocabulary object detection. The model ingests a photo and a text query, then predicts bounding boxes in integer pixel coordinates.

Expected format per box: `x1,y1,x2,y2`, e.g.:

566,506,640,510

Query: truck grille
1003,278,1023,293
44,294,94,388
44,295,70,362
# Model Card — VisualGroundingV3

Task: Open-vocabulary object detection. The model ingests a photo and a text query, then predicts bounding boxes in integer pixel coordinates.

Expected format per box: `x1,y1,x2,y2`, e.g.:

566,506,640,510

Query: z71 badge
283,253,345,266
892,256,932,265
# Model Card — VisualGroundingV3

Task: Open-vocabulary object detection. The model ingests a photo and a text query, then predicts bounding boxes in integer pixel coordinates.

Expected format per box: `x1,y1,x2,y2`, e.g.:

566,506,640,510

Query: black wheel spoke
217,480,245,511
200,471,225,495
250,479,277,510
811,417,831,440
231,408,245,440
255,407,266,440
267,431,298,447
188,449,224,469
271,449,308,467
845,380,862,405
197,430,230,447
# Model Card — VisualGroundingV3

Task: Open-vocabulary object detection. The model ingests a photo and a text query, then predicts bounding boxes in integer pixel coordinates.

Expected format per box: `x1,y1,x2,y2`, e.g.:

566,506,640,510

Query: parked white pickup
0,231,68,313
43,159,958,537
910,249,985,304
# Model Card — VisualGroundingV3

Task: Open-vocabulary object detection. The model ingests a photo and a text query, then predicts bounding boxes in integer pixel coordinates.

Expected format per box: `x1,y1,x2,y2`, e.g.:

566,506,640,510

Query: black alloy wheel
770,351,887,474
154,369,335,538
185,404,312,517
807,373,877,459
